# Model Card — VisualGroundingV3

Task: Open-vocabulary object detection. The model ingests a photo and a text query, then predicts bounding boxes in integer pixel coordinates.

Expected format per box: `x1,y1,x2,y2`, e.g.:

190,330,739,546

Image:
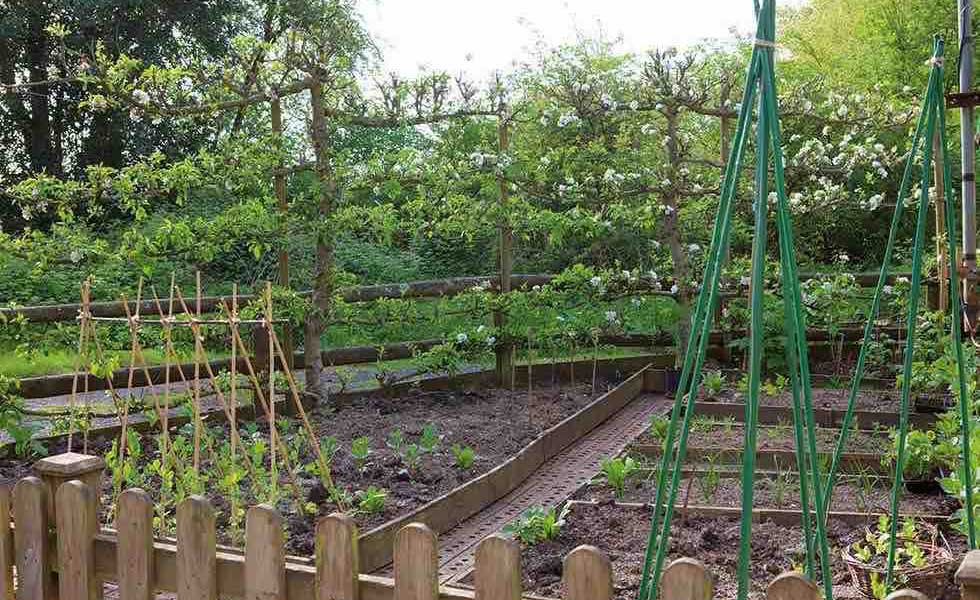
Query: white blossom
590,276,602,288
132,89,150,105
456,333,468,344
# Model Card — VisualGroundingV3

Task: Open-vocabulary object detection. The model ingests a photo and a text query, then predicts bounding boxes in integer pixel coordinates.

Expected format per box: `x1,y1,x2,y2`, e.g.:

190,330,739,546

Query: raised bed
507,501,966,600
1,355,666,575
574,471,958,517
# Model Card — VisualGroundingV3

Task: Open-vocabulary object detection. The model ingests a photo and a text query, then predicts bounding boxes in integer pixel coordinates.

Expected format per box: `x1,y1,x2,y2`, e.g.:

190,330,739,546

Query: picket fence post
0,485,13,600
661,557,712,600
317,513,359,600
475,534,521,600
563,545,612,600
177,496,216,600
394,523,439,600
13,476,52,600
117,489,154,600
245,505,285,600
55,480,98,600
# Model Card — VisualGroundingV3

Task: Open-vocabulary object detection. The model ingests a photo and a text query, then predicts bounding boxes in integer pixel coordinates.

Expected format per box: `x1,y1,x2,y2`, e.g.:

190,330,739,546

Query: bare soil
0,380,618,554
518,502,965,600
701,387,904,412
573,475,958,516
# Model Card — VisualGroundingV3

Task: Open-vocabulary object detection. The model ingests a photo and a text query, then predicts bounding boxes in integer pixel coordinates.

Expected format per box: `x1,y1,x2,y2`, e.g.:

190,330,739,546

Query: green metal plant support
635,2,834,600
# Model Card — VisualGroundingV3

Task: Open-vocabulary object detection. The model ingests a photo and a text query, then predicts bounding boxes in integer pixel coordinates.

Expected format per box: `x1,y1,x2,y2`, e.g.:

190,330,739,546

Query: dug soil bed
0,380,617,554
637,423,890,454
701,387,903,412
515,502,966,600
572,476,958,516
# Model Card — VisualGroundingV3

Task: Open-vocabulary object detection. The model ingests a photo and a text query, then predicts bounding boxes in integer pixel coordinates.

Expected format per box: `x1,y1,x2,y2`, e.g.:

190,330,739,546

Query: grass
0,348,230,379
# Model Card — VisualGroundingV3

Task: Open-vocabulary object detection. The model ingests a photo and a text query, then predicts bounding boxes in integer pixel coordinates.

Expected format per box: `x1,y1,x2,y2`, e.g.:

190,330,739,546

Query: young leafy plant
702,370,725,399
351,436,371,471
503,504,570,544
386,429,404,453
355,486,387,514
401,443,421,471
600,456,637,499
451,444,475,469
419,423,441,453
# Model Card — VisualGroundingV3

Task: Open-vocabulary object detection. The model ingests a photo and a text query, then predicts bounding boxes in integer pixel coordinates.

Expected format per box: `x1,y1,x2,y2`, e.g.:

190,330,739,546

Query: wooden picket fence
1,476,976,600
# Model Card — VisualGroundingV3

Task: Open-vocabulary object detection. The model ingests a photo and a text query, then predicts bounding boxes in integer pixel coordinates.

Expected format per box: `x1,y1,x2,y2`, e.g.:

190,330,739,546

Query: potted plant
842,516,954,599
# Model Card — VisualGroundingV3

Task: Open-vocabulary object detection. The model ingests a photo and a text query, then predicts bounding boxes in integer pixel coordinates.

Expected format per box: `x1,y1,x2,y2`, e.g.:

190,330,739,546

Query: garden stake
882,38,977,590
638,26,761,600
231,284,238,462
266,281,277,501
636,3,835,599
817,42,937,528
218,299,312,507
193,270,202,473
527,327,533,404
68,278,92,453
120,292,173,461
269,323,348,512
117,279,144,485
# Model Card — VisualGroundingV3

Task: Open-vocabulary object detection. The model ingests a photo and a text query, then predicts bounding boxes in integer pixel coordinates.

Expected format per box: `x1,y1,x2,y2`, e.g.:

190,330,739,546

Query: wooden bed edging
564,500,952,526
629,445,888,474
356,364,653,573
691,401,937,429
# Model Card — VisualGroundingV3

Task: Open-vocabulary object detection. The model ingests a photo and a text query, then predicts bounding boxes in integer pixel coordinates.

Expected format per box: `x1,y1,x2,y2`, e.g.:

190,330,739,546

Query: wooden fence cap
34,452,105,476
957,550,980,585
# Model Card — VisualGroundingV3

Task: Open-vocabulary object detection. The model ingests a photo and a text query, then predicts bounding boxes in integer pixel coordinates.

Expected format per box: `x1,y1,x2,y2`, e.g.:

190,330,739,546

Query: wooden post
495,110,514,389
316,514,359,600
661,558,712,600
177,496,217,600
272,98,294,365
33,452,104,525
475,535,521,600
956,549,980,600
562,546,612,600
767,571,818,600
117,489,154,600
394,523,438,600
56,480,98,600
0,485,13,600
13,477,52,600
245,505,285,600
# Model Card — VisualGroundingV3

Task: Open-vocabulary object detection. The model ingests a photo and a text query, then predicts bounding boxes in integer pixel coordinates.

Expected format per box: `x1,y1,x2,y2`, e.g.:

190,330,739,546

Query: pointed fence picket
0,476,973,600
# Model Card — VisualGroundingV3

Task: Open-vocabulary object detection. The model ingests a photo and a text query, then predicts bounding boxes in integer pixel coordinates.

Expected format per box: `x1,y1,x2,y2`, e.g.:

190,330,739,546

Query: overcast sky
360,1,809,77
